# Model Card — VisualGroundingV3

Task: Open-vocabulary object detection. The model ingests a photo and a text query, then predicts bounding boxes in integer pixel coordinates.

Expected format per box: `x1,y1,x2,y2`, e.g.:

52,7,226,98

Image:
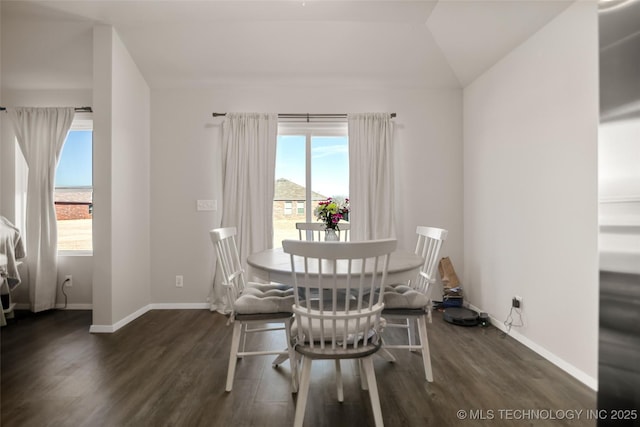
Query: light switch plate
196,200,217,211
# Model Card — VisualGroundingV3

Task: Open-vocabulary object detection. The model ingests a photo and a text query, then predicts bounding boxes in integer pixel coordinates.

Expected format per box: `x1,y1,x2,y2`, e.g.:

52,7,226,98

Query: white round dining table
246,247,423,286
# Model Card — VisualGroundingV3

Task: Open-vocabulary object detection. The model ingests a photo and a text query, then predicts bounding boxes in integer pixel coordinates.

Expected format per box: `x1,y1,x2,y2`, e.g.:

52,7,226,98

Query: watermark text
456,409,638,421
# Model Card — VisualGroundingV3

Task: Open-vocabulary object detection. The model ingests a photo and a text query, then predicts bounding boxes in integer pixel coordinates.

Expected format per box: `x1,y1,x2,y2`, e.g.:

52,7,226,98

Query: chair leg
226,321,243,392
335,360,344,402
362,357,384,427
378,346,396,363
240,323,248,357
417,315,433,382
359,359,369,390
285,319,298,392
272,353,289,367
408,318,417,352
294,356,313,427
406,318,414,349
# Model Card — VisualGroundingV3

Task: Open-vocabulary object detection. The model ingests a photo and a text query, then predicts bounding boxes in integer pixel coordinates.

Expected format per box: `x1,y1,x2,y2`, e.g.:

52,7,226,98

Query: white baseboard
90,304,152,333
15,301,211,332
467,303,598,391
89,324,117,333
89,302,211,333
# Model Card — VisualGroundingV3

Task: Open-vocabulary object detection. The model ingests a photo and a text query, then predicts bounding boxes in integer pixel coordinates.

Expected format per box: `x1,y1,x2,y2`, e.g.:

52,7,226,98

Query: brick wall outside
55,204,92,220
54,189,92,220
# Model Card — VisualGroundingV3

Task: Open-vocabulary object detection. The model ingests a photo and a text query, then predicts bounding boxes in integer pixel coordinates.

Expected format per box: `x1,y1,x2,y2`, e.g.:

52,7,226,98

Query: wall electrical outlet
176,275,184,288
512,296,523,308
65,275,73,287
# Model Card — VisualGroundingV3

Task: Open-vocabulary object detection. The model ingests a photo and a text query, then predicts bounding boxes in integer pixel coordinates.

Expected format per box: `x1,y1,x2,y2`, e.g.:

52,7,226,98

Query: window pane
310,136,349,239
55,130,93,252
311,135,349,200
55,131,92,187
274,135,306,247
273,130,349,247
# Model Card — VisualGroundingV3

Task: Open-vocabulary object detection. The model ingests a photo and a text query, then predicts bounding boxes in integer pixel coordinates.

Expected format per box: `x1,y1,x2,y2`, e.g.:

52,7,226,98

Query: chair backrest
282,239,397,353
296,222,350,241
210,227,247,311
413,226,448,294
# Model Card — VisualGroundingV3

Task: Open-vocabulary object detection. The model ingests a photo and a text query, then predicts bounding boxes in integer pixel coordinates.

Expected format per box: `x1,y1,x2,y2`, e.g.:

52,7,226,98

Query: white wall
463,1,599,387
149,85,463,304
56,256,92,308
92,26,151,329
110,28,151,324
92,27,113,328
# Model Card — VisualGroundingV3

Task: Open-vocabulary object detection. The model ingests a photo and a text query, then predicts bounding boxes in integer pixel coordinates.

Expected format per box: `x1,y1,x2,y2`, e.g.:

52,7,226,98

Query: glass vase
325,228,339,241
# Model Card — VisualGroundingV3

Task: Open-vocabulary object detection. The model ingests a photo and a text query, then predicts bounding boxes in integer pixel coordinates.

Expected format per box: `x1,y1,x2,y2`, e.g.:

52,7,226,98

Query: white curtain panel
7,107,75,312
212,113,278,312
348,113,396,241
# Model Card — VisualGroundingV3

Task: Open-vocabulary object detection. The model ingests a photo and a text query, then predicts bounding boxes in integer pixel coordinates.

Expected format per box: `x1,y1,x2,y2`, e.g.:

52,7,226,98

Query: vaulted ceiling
1,0,577,91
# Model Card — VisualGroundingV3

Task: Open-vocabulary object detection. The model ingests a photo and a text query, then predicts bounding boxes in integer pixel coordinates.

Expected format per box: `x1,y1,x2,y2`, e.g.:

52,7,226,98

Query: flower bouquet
314,197,350,230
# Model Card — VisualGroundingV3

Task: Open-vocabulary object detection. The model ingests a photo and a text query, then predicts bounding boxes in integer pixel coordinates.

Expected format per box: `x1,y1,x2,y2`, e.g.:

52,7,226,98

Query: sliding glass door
273,123,348,247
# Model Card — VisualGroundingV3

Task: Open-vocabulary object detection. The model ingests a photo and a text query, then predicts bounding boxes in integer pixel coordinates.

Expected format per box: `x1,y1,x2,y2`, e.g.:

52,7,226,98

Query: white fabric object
7,107,75,312
0,216,26,289
292,314,383,344
383,284,430,310
348,113,396,241
212,113,278,312
233,291,294,315
244,281,293,295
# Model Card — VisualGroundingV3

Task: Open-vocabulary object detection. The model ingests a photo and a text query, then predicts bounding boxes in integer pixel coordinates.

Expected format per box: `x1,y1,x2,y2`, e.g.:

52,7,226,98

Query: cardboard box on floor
438,256,463,306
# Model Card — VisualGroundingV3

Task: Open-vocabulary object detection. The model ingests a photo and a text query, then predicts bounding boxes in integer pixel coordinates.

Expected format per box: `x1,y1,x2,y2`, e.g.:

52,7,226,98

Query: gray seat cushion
383,284,429,310
246,281,292,292
243,286,294,298
234,285,294,315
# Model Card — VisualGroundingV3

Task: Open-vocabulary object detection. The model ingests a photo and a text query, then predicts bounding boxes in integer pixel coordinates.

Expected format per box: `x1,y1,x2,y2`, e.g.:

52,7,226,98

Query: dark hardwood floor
1,309,596,426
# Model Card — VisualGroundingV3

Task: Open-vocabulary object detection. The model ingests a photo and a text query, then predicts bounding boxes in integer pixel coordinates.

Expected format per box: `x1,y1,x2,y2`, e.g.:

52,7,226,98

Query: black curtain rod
212,112,396,121
0,106,93,112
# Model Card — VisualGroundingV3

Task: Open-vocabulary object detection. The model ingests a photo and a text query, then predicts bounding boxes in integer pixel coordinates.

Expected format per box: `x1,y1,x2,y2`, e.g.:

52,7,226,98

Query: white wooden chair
1,255,14,327
381,226,448,382
282,238,397,427
210,227,297,392
295,222,350,242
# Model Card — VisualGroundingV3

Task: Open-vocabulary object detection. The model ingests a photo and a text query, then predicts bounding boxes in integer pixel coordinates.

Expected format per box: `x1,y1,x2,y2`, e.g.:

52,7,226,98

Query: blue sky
55,130,92,187
55,131,345,194
276,135,349,198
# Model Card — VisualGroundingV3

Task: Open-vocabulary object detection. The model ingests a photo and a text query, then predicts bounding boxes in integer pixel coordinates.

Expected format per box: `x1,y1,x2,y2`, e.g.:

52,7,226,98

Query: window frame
56,114,93,256
274,122,348,246
277,122,348,222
